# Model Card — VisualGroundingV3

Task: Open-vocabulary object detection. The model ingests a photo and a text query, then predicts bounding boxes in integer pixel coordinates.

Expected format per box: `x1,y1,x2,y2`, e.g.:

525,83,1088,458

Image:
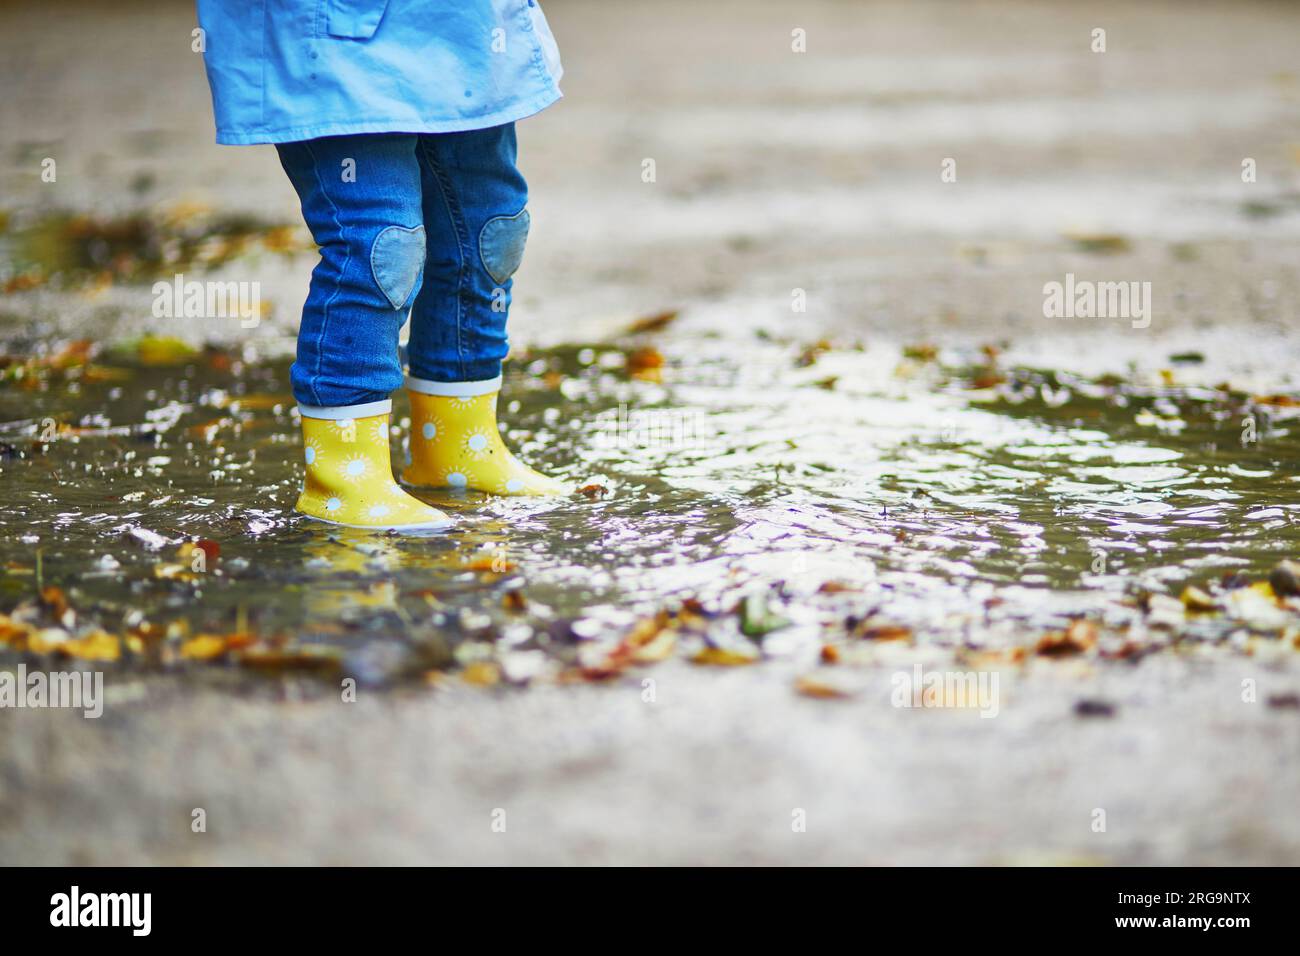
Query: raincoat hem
213,89,562,146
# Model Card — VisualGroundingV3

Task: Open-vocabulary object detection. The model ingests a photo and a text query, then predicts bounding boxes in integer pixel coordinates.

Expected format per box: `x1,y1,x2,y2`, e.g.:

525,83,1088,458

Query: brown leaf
817,581,859,594
968,369,1006,389
464,555,516,573
856,623,912,642
1037,619,1098,657
39,585,69,619
795,674,854,699
626,346,665,382
626,309,679,334
578,483,609,500
795,340,832,367
238,645,341,671
1253,394,1298,407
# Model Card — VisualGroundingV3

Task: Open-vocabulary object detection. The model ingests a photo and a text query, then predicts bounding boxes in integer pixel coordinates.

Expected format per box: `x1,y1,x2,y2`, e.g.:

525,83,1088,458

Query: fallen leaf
1037,619,1098,657
902,343,938,362
60,630,121,662
630,628,677,663
626,346,665,382
795,674,854,699
1255,394,1300,409
626,309,679,334
817,581,860,595
238,646,341,671
956,647,1028,668
1065,232,1131,254
738,592,790,638
691,646,759,666
795,340,832,367
464,555,516,573
39,585,69,619
135,335,199,367
1180,585,1219,612
0,615,34,644
462,661,501,686
855,622,912,642
967,368,1006,389
180,635,230,661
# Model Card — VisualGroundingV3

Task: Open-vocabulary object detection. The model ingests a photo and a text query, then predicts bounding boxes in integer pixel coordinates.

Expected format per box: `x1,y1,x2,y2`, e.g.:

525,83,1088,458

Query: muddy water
1,324,1297,681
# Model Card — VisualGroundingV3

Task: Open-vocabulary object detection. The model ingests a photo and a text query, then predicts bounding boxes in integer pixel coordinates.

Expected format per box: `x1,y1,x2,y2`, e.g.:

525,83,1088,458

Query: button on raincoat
196,0,563,145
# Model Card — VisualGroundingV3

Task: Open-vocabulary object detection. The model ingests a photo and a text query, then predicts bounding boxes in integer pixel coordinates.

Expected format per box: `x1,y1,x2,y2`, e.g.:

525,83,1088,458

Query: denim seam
302,139,349,408
417,138,470,379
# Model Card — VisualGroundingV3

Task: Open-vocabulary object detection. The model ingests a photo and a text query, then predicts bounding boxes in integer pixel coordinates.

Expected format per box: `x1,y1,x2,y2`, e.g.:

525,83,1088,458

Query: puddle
0,207,306,292
1,321,1299,684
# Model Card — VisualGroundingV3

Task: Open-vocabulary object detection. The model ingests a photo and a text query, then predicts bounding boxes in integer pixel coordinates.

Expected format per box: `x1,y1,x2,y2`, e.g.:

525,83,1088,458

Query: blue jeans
276,126,529,408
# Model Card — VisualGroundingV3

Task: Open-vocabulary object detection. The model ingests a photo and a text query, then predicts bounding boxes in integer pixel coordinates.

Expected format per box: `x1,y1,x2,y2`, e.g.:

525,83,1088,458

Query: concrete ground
2,0,1299,864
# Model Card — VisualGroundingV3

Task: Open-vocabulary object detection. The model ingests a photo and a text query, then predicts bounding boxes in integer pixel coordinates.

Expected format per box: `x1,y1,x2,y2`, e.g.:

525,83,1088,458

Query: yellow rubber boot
297,401,453,530
401,375,568,496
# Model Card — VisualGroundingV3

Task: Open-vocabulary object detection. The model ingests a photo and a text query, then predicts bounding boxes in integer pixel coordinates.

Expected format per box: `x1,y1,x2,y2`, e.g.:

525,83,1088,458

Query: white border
297,399,392,420
405,375,503,397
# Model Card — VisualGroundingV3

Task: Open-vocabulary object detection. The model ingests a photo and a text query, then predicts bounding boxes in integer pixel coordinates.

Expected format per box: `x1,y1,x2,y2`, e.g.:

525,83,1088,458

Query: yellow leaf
26,628,69,654
462,661,501,686
62,630,121,662
691,646,758,666
1180,586,1219,612
180,635,229,660
631,629,677,663
136,335,198,367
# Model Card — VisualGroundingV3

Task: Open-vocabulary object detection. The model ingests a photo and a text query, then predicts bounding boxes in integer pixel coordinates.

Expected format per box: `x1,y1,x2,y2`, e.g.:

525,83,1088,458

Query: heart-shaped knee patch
479,209,530,287
371,224,426,310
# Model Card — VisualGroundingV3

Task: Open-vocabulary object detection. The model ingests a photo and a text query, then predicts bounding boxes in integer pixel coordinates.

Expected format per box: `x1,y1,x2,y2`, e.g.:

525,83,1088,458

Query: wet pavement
1,0,1299,864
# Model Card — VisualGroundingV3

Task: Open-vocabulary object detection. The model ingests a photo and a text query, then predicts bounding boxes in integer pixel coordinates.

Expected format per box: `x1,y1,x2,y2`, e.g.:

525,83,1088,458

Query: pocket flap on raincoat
325,0,389,40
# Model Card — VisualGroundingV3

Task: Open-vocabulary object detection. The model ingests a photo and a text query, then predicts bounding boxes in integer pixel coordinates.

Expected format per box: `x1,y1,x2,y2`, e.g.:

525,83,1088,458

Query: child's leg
401,124,566,496
407,123,527,385
275,133,451,530
276,133,426,410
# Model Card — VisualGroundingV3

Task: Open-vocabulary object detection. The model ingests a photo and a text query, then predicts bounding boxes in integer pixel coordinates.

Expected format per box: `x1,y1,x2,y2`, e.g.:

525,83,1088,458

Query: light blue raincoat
195,0,563,145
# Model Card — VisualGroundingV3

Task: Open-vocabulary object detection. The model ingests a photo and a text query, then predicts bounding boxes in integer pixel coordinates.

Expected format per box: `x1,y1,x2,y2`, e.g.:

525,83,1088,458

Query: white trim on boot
297,399,393,420
405,374,503,397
